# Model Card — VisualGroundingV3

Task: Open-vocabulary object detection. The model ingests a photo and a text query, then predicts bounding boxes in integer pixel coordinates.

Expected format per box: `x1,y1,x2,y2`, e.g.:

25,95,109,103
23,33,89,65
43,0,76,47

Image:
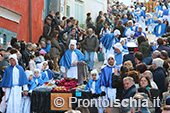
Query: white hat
158,18,163,23
91,69,99,80
114,29,121,36
138,25,142,28
25,70,33,79
69,39,77,50
126,42,137,48
9,54,18,65
114,43,123,52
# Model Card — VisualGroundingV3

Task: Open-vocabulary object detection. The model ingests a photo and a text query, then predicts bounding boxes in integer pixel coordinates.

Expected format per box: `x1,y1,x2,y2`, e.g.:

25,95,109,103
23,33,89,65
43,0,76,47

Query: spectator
137,35,152,65
134,52,144,65
96,11,103,24
49,30,61,60
82,28,99,71
0,53,10,76
152,58,167,100
156,38,170,57
29,55,36,72
86,17,95,31
136,63,147,76
143,70,158,89
121,77,136,112
42,16,53,41
139,76,152,91
114,20,125,38
127,71,140,89
152,50,161,59
40,41,51,53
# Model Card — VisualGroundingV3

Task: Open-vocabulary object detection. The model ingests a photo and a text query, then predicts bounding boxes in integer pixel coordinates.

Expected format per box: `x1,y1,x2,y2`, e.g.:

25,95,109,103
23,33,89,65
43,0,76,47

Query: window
66,5,70,17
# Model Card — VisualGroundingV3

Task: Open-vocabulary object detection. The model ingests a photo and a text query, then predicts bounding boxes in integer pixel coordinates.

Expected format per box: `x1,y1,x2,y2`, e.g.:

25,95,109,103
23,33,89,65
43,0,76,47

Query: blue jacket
41,44,51,53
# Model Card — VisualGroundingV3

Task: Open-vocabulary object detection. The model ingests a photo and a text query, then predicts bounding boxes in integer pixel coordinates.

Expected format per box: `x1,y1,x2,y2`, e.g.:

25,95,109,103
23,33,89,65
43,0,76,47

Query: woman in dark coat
137,35,153,65
49,30,62,61
114,20,125,40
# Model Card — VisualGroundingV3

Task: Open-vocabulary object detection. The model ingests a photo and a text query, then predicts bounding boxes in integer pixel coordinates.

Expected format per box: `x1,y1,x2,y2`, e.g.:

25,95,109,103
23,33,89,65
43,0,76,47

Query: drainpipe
29,0,32,42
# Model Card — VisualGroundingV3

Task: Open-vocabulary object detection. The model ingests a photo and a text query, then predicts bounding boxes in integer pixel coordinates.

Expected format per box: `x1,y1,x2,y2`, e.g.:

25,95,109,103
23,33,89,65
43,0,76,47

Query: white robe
20,96,31,113
139,16,145,32
61,51,78,79
0,66,28,113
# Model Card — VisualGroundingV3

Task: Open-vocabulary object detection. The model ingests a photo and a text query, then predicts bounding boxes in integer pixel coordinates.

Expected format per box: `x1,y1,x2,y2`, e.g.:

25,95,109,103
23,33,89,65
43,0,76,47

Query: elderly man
82,28,99,71
100,29,120,60
40,41,51,53
60,40,84,79
143,70,158,89
121,77,136,112
152,50,161,59
152,58,167,100
100,54,117,102
0,54,28,113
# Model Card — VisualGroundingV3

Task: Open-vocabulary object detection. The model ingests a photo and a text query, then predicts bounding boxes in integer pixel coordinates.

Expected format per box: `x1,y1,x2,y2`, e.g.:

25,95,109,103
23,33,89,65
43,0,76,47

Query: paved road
93,32,155,71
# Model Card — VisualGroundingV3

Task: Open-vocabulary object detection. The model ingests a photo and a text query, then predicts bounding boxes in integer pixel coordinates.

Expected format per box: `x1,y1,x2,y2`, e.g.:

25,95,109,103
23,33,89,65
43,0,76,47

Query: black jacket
153,67,167,99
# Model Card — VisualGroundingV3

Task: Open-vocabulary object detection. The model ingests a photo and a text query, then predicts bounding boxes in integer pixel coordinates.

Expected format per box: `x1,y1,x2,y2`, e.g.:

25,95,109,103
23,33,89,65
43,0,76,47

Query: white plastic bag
94,52,98,62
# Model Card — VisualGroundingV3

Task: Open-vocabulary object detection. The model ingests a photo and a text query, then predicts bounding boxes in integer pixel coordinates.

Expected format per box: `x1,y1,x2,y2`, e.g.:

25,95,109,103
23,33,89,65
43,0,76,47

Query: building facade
0,0,44,45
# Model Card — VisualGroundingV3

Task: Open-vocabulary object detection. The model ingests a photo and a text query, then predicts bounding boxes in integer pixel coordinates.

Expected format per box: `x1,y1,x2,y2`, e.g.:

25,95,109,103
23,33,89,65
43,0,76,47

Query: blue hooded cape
153,23,167,37
134,31,147,39
100,65,115,88
123,27,133,37
163,9,169,16
28,80,37,92
100,33,119,50
59,49,85,69
115,52,123,65
155,6,162,12
0,65,28,87
147,18,154,25
43,69,55,80
40,72,49,83
139,10,146,19
122,18,128,25
33,76,44,87
84,76,102,94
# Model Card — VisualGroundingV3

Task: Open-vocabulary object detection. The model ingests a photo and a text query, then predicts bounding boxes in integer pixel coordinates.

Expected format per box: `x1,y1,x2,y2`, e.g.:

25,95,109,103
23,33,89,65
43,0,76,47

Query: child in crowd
29,55,36,72
85,69,105,113
41,61,54,80
33,69,44,87
21,70,36,113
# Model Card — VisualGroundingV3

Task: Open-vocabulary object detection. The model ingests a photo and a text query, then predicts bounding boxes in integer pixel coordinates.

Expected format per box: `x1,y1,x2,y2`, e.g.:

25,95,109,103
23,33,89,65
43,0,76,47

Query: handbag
98,53,104,62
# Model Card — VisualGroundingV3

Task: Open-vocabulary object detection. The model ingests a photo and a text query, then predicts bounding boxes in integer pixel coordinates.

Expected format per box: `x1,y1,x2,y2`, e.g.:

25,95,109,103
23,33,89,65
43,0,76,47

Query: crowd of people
1,0,170,113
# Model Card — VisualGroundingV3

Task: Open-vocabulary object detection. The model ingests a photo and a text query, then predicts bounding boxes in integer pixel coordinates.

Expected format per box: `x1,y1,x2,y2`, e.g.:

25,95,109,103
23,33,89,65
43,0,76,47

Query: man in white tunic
60,40,85,79
0,54,28,113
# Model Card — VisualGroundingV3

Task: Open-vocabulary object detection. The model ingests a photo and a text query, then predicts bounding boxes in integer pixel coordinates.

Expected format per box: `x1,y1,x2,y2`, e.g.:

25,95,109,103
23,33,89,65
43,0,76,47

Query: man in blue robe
60,40,84,79
134,25,147,39
153,18,167,41
0,54,28,113
100,30,120,60
123,20,134,37
100,54,117,102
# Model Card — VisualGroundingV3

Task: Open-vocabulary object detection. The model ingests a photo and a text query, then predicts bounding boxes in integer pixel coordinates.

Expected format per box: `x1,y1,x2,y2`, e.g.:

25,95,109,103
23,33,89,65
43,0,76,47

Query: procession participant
100,54,117,102
41,61,55,80
139,7,146,32
100,30,120,60
33,69,44,87
123,42,137,68
60,40,84,79
84,69,104,113
0,54,28,113
113,43,124,69
134,25,147,39
147,14,154,33
123,20,134,37
21,70,36,113
153,18,167,41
